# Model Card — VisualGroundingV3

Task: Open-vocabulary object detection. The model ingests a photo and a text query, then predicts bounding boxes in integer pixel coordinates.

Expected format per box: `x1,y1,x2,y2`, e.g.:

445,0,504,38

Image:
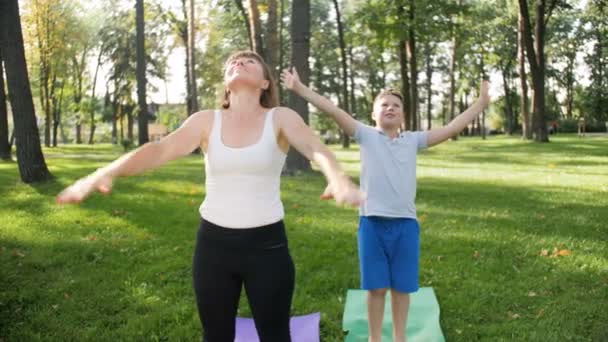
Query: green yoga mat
342,287,445,342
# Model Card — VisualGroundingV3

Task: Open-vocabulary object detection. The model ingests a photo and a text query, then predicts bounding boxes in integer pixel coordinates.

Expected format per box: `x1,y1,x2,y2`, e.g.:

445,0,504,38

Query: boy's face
372,94,404,130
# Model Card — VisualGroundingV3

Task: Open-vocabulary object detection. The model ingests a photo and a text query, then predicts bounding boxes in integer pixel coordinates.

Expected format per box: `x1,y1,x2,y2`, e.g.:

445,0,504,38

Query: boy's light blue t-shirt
353,122,428,219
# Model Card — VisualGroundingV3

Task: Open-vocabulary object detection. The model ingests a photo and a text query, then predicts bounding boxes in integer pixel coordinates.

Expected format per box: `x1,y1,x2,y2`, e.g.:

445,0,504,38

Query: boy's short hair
374,89,403,105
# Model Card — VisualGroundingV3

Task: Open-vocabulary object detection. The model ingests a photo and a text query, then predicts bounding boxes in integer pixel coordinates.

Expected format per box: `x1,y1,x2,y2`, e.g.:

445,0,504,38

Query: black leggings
192,219,295,342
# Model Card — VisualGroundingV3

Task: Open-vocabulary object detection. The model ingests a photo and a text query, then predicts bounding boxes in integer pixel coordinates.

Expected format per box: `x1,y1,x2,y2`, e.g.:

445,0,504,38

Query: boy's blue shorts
358,216,420,293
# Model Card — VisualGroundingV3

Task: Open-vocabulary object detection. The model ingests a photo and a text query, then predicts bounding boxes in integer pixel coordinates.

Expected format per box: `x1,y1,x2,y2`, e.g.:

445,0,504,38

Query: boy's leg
367,288,388,342
358,217,391,342
387,218,420,342
390,289,410,342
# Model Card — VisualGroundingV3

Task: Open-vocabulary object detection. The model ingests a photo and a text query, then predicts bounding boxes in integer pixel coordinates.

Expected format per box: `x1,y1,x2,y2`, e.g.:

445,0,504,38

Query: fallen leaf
11,250,25,258
52,304,59,310
509,312,520,319
536,308,545,318
418,214,428,224
455,329,462,335
87,235,97,241
528,291,537,297
437,256,443,262
540,249,549,257
557,249,572,256
111,209,126,217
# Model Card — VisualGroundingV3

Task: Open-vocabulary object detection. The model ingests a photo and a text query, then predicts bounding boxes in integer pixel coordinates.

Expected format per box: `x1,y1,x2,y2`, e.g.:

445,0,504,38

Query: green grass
1,134,607,341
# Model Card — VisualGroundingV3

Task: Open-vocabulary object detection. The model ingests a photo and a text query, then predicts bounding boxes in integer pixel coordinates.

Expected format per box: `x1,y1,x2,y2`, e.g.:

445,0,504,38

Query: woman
57,51,365,342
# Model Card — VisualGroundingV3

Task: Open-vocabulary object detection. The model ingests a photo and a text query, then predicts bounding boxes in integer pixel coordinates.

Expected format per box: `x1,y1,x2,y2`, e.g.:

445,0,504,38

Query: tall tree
0,51,10,160
448,0,462,140
406,0,418,131
136,0,149,145
582,0,607,123
332,0,351,148
234,0,254,50
286,0,311,172
247,0,265,58
518,11,532,139
267,0,280,79
397,4,412,129
423,42,433,130
187,0,199,114
518,0,563,142
0,0,51,182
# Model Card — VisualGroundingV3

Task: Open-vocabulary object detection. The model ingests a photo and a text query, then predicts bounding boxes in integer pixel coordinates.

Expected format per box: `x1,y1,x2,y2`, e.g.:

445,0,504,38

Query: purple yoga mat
234,312,320,342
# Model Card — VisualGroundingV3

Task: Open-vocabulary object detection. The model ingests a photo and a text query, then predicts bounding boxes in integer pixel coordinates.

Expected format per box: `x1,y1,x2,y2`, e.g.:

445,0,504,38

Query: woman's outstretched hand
56,171,114,204
320,178,366,207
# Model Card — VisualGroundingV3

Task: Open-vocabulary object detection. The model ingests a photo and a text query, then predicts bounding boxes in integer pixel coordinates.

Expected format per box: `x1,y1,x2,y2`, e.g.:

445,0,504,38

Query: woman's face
224,56,269,91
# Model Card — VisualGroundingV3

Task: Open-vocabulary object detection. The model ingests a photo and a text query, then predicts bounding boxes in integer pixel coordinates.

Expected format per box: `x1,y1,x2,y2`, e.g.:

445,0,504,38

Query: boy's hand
280,67,302,92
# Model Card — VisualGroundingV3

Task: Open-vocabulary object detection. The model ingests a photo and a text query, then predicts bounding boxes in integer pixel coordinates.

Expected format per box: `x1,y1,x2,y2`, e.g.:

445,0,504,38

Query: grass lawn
1,134,607,341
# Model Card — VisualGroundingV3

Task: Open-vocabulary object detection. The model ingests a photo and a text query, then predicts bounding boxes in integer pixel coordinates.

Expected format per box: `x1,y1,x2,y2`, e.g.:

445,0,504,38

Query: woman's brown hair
221,51,279,109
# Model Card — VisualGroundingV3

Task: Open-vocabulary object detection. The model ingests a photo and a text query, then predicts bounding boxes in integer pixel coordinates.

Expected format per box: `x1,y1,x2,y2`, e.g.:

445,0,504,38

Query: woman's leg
193,224,242,342
244,246,295,342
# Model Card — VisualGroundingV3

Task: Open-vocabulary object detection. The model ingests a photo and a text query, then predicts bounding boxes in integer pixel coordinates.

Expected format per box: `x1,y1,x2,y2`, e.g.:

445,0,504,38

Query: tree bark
267,0,279,78
332,0,350,148
425,43,432,130
247,0,266,58
518,0,548,142
406,0,418,131
0,0,51,182
136,0,149,145
518,12,531,139
449,25,458,140
234,0,254,50
0,50,11,160
285,0,311,173
188,0,199,113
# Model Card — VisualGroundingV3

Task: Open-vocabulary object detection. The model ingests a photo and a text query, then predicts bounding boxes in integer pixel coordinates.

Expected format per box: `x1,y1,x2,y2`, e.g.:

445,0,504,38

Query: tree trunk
398,40,411,130
500,64,515,135
0,50,11,160
88,47,103,144
136,0,149,145
127,105,134,142
267,0,279,78
188,0,199,113
52,79,64,147
278,0,286,103
0,0,51,182
247,0,265,59
518,12,531,139
180,0,192,115
565,53,574,119
449,25,458,140
407,0,418,131
425,43,432,130
348,46,357,118
332,0,350,148
234,0,254,50
285,0,310,173
518,0,548,142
